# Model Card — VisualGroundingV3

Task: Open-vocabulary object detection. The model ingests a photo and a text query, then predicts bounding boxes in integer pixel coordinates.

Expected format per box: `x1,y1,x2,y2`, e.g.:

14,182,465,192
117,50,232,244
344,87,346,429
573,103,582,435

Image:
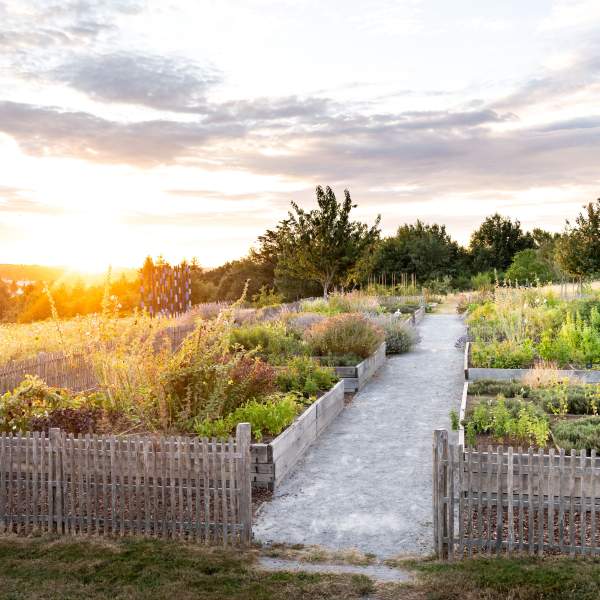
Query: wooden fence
433,429,600,559
0,424,252,544
0,324,195,395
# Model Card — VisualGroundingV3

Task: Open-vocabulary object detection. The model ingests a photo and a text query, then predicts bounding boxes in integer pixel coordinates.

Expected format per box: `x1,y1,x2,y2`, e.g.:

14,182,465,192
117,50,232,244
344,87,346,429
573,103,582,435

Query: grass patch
261,542,377,566
406,555,600,599
0,536,376,600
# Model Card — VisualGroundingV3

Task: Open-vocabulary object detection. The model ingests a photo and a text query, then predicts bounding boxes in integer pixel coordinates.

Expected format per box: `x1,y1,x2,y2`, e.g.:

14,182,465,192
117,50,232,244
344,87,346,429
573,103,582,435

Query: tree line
1,187,599,321
192,187,600,300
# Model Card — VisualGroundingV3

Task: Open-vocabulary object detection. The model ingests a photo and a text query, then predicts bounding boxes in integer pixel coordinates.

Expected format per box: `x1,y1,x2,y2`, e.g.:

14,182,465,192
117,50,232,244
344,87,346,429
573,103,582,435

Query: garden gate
433,429,600,558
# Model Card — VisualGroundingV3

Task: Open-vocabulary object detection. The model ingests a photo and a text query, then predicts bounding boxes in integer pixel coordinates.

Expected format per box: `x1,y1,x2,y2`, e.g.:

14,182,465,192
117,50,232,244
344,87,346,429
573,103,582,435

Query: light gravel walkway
254,313,465,557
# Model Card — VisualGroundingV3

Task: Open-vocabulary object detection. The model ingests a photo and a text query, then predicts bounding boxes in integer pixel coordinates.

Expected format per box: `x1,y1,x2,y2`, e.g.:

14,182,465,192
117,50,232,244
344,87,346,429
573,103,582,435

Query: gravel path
253,313,466,557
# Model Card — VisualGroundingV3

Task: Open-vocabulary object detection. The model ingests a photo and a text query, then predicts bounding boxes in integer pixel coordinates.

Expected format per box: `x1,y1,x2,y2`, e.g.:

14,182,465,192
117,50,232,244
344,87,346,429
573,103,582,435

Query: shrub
0,376,108,433
552,417,600,453
160,308,279,430
304,313,385,359
194,392,302,441
369,314,419,354
470,339,535,368
465,396,549,447
285,312,326,335
276,356,338,397
229,322,306,365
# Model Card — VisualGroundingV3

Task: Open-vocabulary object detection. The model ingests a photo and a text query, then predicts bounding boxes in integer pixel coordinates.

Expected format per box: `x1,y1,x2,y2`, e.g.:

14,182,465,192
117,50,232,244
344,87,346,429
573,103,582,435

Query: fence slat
507,447,514,555
569,450,576,556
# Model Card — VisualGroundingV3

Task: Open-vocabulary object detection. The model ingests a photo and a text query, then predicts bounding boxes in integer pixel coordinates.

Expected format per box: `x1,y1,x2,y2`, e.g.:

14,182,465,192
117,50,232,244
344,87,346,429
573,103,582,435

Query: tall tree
269,186,380,297
369,221,468,284
556,199,600,278
469,213,534,272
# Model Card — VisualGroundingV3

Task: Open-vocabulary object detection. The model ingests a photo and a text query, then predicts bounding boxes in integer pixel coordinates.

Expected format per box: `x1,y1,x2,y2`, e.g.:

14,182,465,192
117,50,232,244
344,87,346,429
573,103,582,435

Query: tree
270,186,380,297
368,221,468,284
469,213,534,272
505,249,554,284
556,199,600,279
0,280,12,321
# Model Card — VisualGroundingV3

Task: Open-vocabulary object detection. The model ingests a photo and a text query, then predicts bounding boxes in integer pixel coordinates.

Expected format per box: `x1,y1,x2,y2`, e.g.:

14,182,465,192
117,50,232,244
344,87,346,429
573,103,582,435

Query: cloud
0,101,246,165
52,53,221,111
0,187,65,215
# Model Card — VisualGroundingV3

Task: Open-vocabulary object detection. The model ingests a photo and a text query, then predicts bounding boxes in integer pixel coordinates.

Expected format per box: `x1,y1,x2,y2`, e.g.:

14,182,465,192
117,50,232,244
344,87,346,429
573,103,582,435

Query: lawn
3,536,600,599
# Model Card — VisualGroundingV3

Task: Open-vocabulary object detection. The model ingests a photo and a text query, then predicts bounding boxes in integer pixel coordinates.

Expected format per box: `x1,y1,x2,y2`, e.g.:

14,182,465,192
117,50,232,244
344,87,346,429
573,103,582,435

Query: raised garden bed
251,380,345,489
333,342,387,392
464,342,600,384
458,378,600,454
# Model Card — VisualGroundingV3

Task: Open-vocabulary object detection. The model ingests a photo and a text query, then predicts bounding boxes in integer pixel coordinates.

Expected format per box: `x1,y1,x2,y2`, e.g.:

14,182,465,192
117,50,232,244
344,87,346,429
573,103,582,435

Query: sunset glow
1,0,599,268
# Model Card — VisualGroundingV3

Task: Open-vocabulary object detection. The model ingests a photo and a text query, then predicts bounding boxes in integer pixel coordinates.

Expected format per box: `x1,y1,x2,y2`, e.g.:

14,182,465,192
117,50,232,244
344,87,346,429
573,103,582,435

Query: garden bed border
250,380,345,490
464,342,600,384
334,342,387,392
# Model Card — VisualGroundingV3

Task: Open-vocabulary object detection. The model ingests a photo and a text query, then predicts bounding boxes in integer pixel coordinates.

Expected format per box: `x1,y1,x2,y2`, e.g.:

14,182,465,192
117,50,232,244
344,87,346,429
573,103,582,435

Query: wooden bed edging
464,341,600,383
334,342,387,392
250,380,345,490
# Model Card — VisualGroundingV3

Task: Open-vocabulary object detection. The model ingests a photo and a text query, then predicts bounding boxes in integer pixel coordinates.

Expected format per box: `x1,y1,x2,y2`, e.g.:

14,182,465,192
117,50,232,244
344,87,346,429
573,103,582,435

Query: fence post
49,428,64,534
433,429,450,559
236,423,252,546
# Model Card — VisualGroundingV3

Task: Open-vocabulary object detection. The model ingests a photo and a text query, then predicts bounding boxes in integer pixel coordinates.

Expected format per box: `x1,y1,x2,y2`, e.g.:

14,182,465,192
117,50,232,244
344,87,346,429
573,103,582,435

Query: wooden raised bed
334,342,387,392
464,342,600,384
250,380,345,490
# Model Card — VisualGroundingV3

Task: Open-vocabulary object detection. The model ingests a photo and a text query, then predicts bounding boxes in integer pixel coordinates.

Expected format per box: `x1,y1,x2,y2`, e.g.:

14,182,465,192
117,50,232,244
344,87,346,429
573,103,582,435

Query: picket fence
433,429,600,559
0,424,252,544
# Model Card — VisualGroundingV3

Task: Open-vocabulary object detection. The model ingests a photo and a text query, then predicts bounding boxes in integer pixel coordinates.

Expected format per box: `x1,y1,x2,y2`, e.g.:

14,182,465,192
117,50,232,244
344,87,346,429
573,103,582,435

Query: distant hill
0,264,138,284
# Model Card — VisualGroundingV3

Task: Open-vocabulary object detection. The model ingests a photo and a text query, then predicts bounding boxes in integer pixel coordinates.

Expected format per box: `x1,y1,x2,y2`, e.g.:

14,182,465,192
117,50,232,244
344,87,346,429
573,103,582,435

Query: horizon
1,1,599,270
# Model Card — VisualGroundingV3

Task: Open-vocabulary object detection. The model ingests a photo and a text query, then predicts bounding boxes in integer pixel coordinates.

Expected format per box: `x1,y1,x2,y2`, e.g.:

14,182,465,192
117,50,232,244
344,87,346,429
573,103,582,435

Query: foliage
304,313,385,359
450,409,459,431
467,287,600,369
464,396,549,447
251,285,284,308
506,249,554,284
300,292,381,315
0,375,105,434
469,213,535,272
368,220,468,285
268,186,381,297
470,339,536,368
552,416,600,453
275,356,338,397
556,199,600,278
194,393,302,441
368,314,419,354
229,322,306,365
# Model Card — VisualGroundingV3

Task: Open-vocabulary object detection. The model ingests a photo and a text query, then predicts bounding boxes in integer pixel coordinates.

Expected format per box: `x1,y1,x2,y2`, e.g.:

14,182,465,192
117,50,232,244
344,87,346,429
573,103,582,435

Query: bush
470,340,535,368
304,313,385,359
229,322,306,365
464,396,549,447
284,312,326,335
369,314,419,354
276,356,338,397
552,417,600,453
0,376,108,434
194,392,302,441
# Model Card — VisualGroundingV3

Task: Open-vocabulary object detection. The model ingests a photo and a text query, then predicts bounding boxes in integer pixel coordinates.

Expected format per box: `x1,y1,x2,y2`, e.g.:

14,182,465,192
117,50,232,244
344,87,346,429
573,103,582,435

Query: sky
0,0,599,271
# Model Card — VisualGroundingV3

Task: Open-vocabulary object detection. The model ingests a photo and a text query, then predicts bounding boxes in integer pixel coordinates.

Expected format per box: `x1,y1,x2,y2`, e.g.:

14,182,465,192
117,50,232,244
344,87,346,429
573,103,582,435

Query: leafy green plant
304,313,384,359
464,395,549,447
450,409,459,431
194,392,302,441
229,322,306,365
276,356,338,397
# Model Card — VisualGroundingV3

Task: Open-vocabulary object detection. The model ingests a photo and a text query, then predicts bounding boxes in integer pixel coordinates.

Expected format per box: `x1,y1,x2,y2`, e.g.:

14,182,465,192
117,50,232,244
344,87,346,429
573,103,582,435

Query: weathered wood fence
433,429,600,559
0,424,252,544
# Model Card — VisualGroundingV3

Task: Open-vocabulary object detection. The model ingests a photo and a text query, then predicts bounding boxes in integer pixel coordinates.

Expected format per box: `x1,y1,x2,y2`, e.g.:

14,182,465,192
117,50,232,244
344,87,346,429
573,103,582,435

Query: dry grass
260,543,377,566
